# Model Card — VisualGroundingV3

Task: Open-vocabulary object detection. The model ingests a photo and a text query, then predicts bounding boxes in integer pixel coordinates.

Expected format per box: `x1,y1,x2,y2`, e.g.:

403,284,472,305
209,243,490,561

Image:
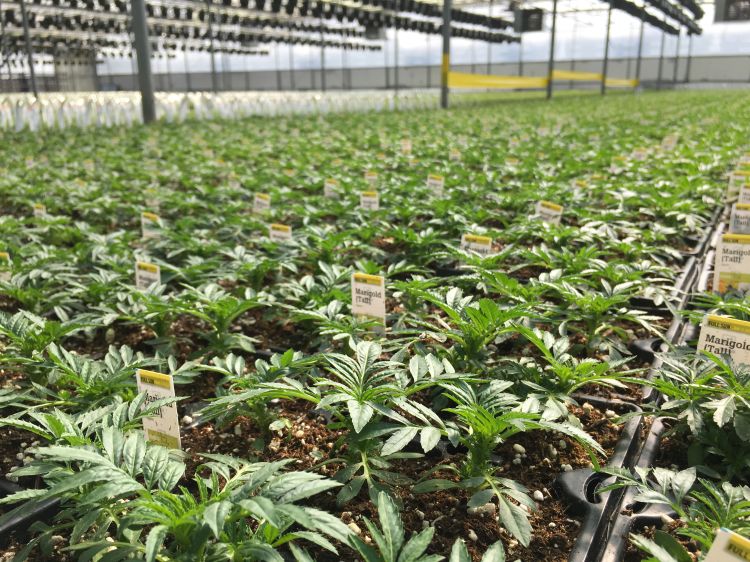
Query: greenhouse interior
2,0,750,560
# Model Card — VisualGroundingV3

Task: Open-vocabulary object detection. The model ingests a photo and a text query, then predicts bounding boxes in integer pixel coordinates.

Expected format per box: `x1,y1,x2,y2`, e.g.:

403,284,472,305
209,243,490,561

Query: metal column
634,18,644,86
131,0,156,123
673,27,681,84
685,32,693,83
183,49,192,92
519,35,523,75
601,4,612,96
426,33,432,87
205,0,218,92
289,44,296,90
545,0,558,100
320,20,326,91
395,28,399,92
657,23,666,90
275,44,282,90
440,0,452,109
486,0,493,74
19,0,38,98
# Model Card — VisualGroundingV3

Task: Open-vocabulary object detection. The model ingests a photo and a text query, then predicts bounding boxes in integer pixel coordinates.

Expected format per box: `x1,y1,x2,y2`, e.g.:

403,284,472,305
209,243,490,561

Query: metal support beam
394,28,399,93
519,35,523,75
320,18,326,91
184,50,192,92
19,0,38,98
685,32,692,83
657,23,666,90
426,33,432,87
275,44,282,90
545,0,558,100
131,0,156,123
289,44,295,90
635,18,644,86
673,27,681,84
205,0,218,92
601,3,612,96
486,0,493,74
440,0,452,109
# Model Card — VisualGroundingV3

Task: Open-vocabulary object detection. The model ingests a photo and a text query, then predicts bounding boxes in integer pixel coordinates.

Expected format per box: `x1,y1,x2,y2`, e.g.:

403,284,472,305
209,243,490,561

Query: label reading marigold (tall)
714,234,750,294
351,272,386,325
704,528,750,562
136,369,181,450
535,200,563,225
697,315,750,366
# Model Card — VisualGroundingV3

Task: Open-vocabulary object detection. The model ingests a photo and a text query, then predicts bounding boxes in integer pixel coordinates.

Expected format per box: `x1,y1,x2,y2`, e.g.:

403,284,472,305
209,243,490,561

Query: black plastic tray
555,395,645,562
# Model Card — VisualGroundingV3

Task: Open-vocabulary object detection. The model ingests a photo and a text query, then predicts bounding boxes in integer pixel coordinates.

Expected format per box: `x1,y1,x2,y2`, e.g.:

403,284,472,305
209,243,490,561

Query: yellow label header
137,369,172,389
270,224,291,232
540,201,563,211
142,212,159,221
723,234,750,244
362,191,378,197
464,234,492,245
256,193,271,201
353,272,384,286
0,251,9,261
136,261,158,273
707,315,750,335
737,204,750,211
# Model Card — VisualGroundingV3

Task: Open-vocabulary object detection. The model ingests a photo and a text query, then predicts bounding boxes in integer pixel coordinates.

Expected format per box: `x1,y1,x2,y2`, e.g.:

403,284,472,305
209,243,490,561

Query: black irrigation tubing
0,479,60,548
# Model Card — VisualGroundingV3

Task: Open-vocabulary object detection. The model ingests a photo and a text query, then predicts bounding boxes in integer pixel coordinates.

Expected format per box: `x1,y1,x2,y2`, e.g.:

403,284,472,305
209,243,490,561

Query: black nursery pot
554,395,644,562
0,479,60,548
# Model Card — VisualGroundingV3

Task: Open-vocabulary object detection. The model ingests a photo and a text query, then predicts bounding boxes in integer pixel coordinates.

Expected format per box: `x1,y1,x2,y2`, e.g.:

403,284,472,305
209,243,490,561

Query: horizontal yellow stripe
362,191,378,197
428,174,444,181
552,69,602,81
145,429,180,449
137,369,172,389
448,72,548,90
142,212,159,221
606,78,640,88
735,204,750,210
270,224,291,232
353,272,383,286
255,193,270,201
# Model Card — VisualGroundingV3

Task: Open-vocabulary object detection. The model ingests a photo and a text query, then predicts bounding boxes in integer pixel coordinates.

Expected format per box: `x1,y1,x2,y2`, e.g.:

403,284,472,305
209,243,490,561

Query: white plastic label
729,204,750,235
141,211,162,239
269,223,292,242
631,147,648,161
535,201,563,225
253,193,271,214
364,171,378,187
704,528,750,562
32,203,46,218
324,179,339,198
460,234,493,256
136,369,181,450
449,149,461,162
697,315,750,366
0,251,10,281
351,272,386,325
714,234,750,294
135,261,161,290
739,184,750,205
400,139,412,155
426,174,445,196
360,191,380,211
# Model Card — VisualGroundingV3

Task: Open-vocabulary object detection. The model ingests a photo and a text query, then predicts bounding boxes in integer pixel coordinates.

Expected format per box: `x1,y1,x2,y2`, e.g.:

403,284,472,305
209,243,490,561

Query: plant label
610,156,627,173
449,149,461,162
141,211,162,239
360,191,380,211
460,234,493,256
426,174,445,196
400,139,412,155
0,251,10,281
136,369,181,450
364,171,378,187
704,528,750,562
714,234,750,293
535,201,563,225
729,204,750,234
728,171,750,200
135,260,161,290
740,184,750,205
661,134,679,151
332,158,343,167
145,188,160,212
697,315,750,366
509,138,520,148
32,203,46,218
351,272,386,325
269,223,292,243
283,168,295,177
505,157,520,168
324,179,339,198
253,193,271,214
630,147,648,161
